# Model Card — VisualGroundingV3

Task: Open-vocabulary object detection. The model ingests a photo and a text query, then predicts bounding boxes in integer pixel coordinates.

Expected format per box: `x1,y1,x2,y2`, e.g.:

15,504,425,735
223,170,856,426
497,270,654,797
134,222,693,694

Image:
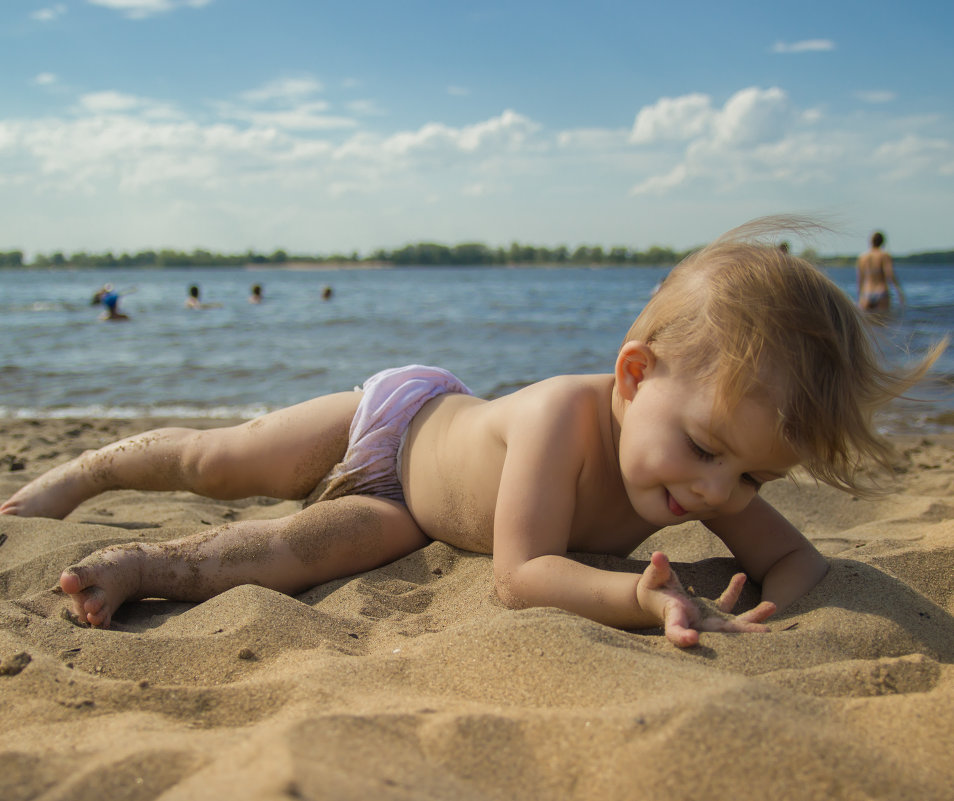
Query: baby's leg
1,391,360,519
60,494,428,627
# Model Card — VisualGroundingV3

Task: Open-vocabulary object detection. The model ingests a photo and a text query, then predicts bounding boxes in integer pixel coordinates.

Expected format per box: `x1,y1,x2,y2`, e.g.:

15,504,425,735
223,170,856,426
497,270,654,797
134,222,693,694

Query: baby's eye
686,435,714,461
741,473,763,490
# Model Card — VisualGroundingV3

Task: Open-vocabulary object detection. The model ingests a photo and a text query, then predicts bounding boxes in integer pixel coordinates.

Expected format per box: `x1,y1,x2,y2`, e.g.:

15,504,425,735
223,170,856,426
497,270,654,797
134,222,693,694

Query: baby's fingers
714,573,748,613
736,600,777,625
698,616,771,635
642,551,675,591
698,600,777,634
663,605,700,648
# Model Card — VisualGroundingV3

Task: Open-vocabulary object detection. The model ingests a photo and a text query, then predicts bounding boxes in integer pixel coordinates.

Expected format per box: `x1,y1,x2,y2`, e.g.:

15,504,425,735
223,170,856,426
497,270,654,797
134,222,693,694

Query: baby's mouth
667,491,687,517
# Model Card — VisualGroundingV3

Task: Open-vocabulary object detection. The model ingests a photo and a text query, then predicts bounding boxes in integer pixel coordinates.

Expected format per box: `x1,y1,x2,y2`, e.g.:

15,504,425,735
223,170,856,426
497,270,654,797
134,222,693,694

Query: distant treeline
1,243,952,269
824,251,954,266
0,243,695,269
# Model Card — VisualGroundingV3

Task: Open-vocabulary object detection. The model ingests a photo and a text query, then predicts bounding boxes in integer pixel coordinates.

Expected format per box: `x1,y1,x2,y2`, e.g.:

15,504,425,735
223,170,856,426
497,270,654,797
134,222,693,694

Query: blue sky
2,0,952,258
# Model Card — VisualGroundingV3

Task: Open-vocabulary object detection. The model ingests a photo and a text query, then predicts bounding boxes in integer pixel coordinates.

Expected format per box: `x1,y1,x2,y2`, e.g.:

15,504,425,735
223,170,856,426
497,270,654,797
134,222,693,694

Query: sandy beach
1,417,953,800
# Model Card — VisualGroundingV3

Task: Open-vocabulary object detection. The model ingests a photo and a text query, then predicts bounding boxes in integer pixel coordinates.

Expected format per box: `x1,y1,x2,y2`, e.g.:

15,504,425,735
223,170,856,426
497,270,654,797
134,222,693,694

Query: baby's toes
81,588,112,627
82,588,107,616
60,565,95,595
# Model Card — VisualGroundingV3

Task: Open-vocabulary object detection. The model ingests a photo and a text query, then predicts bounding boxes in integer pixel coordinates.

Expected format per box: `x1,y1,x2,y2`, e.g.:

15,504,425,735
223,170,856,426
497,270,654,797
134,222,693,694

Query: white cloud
86,0,213,20
2,82,545,211
224,104,358,132
31,4,67,22
33,73,59,86
456,109,538,152
744,133,847,183
630,87,793,149
447,86,470,97
197,76,356,133
875,134,949,161
3,75,950,257
630,164,689,195
282,111,352,133
771,39,835,54
79,91,145,113
874,134,952,180
222,78,356,132
0,124,18,152
712,86,792,146
628,87,822,195
630,93,712,145
241,77,324,104
5,113,288,194
73,90,182,120
337,109,539,163
557,128,629,150
856,90,897,104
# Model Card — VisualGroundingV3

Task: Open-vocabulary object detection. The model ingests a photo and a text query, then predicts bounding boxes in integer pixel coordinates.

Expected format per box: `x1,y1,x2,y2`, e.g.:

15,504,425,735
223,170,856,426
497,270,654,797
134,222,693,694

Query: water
1,264,951,433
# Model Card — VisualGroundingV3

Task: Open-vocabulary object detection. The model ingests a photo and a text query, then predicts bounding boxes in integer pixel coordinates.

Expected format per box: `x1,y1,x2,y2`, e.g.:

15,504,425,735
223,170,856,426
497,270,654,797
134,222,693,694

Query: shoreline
3,407,953,437
2,417,954,799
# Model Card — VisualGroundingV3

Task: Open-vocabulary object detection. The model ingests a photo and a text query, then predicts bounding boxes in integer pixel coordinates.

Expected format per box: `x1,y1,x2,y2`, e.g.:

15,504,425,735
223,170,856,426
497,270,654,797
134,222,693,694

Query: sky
2,0,953,259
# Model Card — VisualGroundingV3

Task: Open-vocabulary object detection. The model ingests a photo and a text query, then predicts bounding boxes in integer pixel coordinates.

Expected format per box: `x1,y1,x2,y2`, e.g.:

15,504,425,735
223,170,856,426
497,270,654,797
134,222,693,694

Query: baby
2,218,940,647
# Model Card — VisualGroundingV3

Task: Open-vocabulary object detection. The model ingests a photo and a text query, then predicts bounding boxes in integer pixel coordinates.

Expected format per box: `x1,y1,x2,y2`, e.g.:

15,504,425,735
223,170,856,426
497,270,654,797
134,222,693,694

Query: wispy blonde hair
623,216,945,494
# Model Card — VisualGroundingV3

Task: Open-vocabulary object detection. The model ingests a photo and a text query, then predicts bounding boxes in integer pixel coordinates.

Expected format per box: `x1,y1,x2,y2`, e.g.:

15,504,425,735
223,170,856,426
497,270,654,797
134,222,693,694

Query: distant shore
276,260,391,270
3,241,953,272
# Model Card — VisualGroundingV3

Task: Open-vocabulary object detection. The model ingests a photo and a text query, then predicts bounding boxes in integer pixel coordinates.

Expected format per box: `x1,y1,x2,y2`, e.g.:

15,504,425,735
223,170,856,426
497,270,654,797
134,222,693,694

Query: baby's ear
615,341,655,401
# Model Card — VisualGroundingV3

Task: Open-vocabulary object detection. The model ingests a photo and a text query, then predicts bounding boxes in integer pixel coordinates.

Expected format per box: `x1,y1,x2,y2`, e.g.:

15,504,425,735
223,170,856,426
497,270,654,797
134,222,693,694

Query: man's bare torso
858,249,890,293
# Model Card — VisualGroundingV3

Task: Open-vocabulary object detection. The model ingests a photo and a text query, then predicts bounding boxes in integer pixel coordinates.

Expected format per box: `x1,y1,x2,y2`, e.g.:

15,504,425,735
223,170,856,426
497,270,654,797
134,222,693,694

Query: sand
1,417,953,800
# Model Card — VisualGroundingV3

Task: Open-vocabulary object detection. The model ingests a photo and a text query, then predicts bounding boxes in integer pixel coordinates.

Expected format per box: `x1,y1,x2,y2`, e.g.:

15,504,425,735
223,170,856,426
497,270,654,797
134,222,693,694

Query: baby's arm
490,397,774,644
706,495,829,611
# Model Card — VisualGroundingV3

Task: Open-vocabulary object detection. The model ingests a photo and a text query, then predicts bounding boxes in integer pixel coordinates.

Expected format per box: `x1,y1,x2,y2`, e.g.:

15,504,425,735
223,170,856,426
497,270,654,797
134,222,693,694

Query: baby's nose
694,471,735,508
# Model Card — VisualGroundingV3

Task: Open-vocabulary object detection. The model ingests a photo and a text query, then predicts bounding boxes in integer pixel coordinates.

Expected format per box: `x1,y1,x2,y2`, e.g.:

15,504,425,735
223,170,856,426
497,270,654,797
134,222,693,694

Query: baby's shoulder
512,372,609,401
495,373,612,428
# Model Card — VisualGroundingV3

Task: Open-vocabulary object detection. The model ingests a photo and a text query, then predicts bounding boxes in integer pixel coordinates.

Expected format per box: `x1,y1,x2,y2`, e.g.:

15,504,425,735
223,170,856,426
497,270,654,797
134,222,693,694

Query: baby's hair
623,215,945,494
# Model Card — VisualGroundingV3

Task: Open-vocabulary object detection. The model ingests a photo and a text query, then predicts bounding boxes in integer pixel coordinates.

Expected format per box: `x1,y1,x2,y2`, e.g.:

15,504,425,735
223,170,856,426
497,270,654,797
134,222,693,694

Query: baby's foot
0,456,99,519
60,545,146,628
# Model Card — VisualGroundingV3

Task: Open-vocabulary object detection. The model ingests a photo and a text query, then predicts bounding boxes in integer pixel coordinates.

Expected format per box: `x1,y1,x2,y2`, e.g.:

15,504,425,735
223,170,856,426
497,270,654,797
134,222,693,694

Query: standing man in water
857,231,905,313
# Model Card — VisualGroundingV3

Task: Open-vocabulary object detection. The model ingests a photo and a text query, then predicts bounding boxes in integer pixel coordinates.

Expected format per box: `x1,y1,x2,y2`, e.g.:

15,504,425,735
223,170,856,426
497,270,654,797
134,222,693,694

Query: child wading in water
1,218,941,647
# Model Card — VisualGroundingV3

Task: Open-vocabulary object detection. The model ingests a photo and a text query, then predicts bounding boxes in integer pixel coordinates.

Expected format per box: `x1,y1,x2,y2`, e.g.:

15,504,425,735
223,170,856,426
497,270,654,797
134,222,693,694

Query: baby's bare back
400,392,503,552
400,375,653,557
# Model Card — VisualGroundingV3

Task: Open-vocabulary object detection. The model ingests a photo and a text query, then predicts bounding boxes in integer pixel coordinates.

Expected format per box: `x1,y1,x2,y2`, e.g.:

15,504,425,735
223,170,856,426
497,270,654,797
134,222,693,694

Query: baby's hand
635,551,776,648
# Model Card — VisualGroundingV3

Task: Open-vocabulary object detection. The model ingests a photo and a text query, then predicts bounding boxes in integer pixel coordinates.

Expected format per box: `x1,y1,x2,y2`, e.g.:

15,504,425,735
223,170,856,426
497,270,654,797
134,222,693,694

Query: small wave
1,301,82,313
0,403,272,421
322,316,365,327
289,367,330,381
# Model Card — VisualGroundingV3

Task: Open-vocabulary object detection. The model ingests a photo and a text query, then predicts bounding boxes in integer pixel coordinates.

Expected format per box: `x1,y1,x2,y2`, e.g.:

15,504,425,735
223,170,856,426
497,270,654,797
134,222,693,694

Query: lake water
1,264,951,433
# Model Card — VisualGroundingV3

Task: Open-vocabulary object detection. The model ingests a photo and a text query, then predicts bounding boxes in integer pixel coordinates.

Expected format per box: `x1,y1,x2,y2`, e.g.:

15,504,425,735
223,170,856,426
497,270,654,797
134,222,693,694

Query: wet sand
1,418,953,800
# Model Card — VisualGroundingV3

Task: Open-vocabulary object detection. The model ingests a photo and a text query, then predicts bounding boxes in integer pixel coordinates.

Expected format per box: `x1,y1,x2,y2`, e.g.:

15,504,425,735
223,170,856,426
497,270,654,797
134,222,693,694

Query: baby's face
616,365,800,526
